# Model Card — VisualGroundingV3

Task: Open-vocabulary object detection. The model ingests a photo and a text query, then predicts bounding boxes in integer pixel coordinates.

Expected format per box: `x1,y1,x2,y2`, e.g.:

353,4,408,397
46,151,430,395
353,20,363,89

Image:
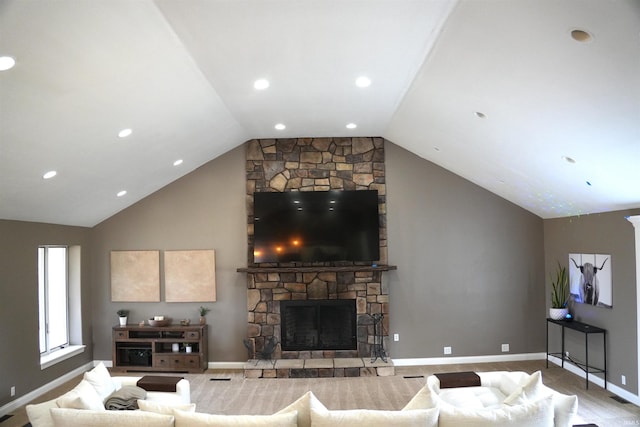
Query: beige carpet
185,371,424,415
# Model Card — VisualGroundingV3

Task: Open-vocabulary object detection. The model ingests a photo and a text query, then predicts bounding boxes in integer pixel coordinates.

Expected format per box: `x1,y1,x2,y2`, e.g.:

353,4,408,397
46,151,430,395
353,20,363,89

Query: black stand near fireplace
370,313,387,363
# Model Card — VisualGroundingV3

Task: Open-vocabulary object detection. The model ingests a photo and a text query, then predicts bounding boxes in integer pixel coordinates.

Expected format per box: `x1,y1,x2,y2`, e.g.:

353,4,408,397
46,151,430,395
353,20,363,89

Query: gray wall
385,143,546,358
90,145,247,362
0,220,92,405
87,141,548,362
544,210,639,394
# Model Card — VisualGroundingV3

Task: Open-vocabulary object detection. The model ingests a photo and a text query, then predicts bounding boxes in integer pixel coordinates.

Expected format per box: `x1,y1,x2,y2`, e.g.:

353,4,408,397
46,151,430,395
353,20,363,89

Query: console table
546,318,606,389
112,324,208,373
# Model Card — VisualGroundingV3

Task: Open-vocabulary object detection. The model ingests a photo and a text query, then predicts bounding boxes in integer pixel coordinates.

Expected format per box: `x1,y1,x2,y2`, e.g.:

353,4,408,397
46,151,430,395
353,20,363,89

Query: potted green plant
198,306,211,325
550,262,570,320
117,309,129,326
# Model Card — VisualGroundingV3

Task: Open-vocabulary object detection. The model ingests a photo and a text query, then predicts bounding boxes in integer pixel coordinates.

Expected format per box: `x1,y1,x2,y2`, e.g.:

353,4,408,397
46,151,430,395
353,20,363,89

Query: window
38,246,69,354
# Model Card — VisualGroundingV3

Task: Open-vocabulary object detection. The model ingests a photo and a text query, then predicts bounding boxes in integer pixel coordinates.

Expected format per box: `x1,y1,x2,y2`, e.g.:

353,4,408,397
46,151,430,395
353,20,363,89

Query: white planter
185,346,192,353
549,308,569,320
119,316,128,326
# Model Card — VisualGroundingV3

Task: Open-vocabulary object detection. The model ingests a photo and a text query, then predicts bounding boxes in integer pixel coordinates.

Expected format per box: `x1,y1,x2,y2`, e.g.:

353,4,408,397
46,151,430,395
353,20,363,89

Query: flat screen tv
253,190,380,263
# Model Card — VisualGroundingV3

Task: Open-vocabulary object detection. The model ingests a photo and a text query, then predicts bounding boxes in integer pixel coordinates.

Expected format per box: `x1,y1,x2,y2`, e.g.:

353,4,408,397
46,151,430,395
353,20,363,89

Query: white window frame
38,245,70,355
38,245,86,369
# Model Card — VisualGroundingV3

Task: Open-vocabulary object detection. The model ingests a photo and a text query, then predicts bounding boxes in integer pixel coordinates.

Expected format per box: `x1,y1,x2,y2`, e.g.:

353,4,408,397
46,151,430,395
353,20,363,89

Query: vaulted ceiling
1,0,639,227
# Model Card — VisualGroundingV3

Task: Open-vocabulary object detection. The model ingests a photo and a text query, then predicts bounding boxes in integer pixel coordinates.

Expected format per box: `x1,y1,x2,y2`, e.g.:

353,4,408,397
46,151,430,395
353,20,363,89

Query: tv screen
253,190,380,263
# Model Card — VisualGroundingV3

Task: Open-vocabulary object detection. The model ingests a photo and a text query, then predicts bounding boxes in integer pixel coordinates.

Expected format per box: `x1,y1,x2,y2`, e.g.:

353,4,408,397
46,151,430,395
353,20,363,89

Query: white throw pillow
426,375,441,394
138,399,196,415
50,408,174,427
438,395,554,427
551,393,578,427
498,373,521,396
173,409,298,427
25,398,58,427
402,385,437,410
310,407,439,427
55,379,105,411
503,371,545,405
274,390,326,427
501,370,577,427
83,362,116,402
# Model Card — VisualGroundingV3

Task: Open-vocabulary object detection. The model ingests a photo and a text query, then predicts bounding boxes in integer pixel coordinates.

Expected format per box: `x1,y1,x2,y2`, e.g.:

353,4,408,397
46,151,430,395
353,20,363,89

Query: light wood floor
2,360,639,427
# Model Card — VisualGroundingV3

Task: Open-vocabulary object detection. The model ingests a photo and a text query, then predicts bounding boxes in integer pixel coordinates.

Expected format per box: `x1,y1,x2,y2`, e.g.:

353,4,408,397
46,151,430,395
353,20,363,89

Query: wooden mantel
237,265,397,274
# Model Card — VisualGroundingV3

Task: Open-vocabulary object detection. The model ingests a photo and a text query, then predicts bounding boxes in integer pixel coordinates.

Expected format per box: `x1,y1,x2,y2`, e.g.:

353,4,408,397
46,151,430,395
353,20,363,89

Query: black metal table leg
604,331,607,389
546,321,549,368
561,325,565,368
585,333,589,389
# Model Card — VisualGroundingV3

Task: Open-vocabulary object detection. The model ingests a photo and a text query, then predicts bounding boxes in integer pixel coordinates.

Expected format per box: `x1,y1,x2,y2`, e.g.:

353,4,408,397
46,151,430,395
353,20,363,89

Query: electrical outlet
444,346,452,355
622,375,626,385
10,386,15,397
501,343,509,352
393,333,399,342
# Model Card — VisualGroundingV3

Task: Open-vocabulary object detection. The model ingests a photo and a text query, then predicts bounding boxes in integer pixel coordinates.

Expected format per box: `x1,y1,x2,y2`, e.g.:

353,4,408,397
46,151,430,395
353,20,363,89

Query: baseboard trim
547,355,640,406
0,361,94,417
101,359,244,370
208,361,246,370
392,352,547,366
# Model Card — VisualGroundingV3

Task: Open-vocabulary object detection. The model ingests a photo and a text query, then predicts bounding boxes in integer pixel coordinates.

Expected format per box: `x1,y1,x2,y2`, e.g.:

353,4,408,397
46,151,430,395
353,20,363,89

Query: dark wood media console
112,324,208,373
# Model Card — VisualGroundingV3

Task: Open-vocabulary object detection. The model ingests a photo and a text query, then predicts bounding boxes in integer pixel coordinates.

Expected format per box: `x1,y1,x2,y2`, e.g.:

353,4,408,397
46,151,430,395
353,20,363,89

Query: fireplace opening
280,299,357,351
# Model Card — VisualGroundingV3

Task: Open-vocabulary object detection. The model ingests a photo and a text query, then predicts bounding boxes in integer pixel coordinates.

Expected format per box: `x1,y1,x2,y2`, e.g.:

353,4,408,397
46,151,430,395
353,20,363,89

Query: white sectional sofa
26,365,577,427
426,370,578,427
26,363,192,427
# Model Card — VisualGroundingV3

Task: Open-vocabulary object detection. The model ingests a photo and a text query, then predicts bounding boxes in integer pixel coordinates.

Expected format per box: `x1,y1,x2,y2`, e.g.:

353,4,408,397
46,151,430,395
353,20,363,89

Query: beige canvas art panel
111,250,160,302
165,249,216,302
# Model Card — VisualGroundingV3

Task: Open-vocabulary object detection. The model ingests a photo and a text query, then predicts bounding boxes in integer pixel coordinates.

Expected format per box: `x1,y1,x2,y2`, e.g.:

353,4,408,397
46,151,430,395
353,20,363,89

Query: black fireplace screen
280,299,357,351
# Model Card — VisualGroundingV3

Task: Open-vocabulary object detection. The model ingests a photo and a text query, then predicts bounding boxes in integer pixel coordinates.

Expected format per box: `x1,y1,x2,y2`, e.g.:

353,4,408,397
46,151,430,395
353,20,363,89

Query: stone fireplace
241,138,395,371
281,299,356,351
246,269,389,360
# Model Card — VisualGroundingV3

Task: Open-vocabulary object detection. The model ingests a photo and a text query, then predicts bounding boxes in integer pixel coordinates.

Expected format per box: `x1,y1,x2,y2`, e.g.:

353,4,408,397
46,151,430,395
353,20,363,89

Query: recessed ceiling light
0,56,16,71
118,128,132,138
474,111,487,119
355,76,371,88
117,190,127,197
346,123,357,129
571,29,593,43
562,156,576,164
275,123,286,130
173,159,183,166
43,170,57,179
254,79,270,90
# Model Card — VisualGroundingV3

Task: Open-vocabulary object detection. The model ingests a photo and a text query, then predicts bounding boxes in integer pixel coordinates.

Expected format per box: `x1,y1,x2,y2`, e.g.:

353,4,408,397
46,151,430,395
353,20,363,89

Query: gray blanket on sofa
104,386,147,410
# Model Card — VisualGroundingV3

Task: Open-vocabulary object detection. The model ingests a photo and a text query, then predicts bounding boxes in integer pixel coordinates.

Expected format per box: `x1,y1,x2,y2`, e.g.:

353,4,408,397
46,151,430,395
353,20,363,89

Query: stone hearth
244,357,394,379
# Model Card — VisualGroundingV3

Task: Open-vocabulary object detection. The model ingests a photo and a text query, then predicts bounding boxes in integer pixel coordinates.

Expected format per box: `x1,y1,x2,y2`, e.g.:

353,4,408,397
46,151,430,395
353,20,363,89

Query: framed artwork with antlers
568,253,612,309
